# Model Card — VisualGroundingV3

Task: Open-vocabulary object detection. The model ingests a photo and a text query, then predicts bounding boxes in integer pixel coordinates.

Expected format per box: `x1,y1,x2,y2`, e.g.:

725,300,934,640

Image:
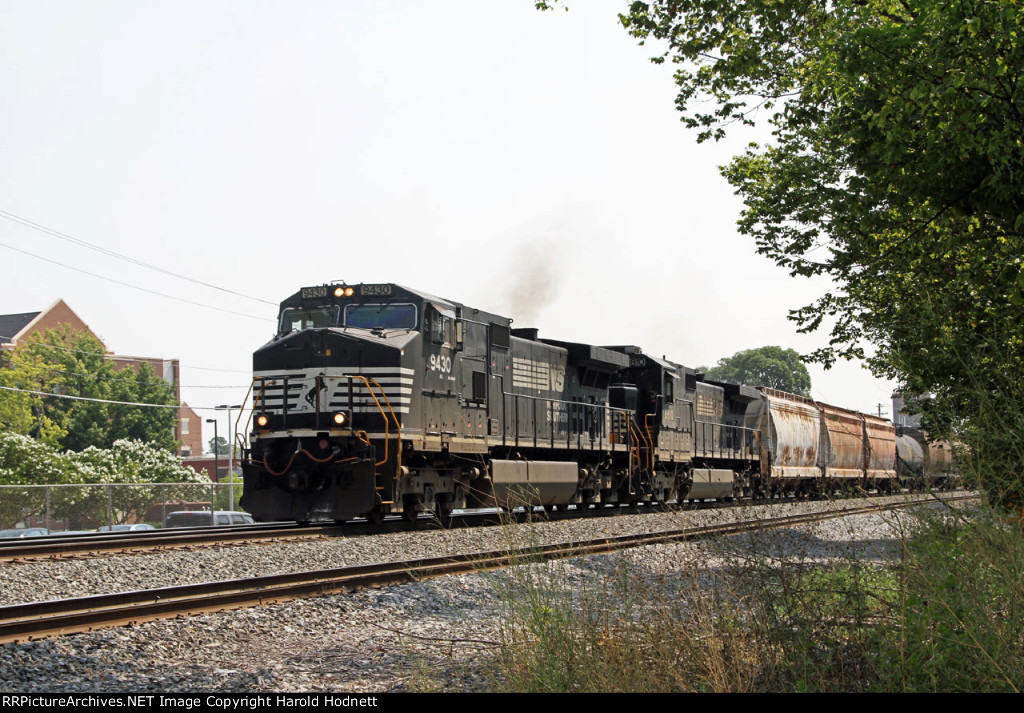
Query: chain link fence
0,477,245,533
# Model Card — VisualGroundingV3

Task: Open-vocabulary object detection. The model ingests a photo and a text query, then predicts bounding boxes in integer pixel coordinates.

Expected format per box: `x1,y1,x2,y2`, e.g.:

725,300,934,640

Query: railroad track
0,489,962,562
0,492,974,645
0,505,650,562
0,522,338,563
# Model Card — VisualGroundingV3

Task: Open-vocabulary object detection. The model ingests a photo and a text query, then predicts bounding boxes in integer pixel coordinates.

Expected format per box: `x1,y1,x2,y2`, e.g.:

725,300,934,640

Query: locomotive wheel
363,500,386,525
402,495,422,523
434,498,453,527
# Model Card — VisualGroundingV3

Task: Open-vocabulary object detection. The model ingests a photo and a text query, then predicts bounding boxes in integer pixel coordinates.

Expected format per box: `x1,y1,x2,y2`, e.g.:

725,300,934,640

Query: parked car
164,511,255,528
0,527,47,539
97,524,156,532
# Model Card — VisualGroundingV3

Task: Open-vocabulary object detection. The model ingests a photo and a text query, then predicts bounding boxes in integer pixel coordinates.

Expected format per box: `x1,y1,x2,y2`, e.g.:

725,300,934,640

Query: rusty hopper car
240,282,900,524
896,426,954,489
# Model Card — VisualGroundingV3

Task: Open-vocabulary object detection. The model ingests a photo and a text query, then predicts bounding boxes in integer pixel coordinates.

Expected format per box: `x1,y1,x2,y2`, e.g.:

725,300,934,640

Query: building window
181,418,190,435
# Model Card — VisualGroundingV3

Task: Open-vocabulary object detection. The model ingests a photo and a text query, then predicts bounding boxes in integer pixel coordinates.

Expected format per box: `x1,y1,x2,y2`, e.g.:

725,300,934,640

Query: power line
180,364,252,375
0,384,182,409
0,384,247,411
1,334,253,374
0,241,273,322
0,355,248,388
0,336,253,379
0,209,277,305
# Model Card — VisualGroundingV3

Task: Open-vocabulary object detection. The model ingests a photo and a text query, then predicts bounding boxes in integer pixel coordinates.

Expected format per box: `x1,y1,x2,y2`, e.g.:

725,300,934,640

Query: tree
107,360,178,451
701,346,811,396
213,472,244,511
208,436,229,456
1,327,180,452
0,344,67,446
618,0,1024,504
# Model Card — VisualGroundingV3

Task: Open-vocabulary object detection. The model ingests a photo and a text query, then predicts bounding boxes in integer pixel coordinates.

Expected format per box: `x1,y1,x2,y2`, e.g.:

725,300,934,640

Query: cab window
428,305,456,346
279,306,340,335
344,303,418,330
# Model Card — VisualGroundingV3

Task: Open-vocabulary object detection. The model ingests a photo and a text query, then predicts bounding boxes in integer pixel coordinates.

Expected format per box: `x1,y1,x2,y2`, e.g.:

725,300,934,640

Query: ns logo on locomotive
240,283,948,525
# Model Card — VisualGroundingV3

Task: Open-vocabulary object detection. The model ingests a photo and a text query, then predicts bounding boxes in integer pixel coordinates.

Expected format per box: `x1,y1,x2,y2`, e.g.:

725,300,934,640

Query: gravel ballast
0,496,950,692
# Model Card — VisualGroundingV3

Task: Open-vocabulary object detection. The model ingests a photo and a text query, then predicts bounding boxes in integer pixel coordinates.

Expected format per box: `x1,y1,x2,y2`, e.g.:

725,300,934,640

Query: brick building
0,298,203,457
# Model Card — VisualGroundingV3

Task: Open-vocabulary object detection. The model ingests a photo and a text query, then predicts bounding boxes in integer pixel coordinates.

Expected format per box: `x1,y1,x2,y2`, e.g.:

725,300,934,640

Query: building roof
0,311,41,344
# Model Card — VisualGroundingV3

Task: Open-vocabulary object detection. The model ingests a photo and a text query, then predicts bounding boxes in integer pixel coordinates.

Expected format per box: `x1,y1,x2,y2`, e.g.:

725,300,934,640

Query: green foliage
0,343,67,445
208,436,230,456
213,472,243,511
490,505,1024,692
887,510,1024,692
0,432,77,527
0,327,178,452
619,0,1024,504
701,345,811,395
107,361,178,451
0,432,209,527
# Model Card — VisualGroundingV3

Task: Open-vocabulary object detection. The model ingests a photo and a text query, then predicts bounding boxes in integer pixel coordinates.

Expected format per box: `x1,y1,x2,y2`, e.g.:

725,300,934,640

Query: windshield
279,306,340,334
344,303,418,330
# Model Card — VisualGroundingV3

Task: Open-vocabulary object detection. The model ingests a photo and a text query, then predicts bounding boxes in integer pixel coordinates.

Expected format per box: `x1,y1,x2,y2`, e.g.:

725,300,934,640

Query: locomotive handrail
365,376,402,477
643,414,656,474
692,419,758,460
234,377,269,453
502,391,617,451
330,374,391,468
622,413,643,480
501,388,650,485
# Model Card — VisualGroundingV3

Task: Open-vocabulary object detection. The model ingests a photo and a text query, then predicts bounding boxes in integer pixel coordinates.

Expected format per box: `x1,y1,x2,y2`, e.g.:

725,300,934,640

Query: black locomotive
240,282,938,524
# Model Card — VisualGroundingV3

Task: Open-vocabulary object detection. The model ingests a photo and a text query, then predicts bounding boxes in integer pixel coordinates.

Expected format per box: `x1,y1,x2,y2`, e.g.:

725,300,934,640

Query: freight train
239,283,950,524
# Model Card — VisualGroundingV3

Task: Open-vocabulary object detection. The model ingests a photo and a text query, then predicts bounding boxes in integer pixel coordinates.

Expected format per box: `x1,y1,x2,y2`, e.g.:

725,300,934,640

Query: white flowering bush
0,434,211,527
0,432,77,485
74,439,210,484
59,440,211,525
0,433,79,526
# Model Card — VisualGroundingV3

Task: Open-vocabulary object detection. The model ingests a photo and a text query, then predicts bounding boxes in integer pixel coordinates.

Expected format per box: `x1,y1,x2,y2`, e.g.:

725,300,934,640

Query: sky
0,1,898,450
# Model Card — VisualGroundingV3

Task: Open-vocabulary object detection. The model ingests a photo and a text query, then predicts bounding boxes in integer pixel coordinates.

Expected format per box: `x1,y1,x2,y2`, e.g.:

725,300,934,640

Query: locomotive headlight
256,413,270,428
332,411,347,426
343,287,354,297
334,286,344,297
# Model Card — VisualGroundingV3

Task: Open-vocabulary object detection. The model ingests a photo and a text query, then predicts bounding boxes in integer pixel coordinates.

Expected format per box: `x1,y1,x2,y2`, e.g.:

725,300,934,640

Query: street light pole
205,419,219,510
216,404,242,511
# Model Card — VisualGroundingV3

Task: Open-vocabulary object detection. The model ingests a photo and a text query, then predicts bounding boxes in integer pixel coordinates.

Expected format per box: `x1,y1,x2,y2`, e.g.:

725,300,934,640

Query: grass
484,497,1024,692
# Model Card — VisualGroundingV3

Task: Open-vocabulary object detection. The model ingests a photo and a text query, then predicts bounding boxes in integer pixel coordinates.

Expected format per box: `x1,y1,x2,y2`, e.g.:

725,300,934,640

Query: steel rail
0,522,336,562
0,493,974,645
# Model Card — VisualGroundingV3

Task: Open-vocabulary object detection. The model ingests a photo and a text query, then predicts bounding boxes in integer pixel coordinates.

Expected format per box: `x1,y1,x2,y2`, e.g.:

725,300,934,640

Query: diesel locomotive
239,282,940,524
